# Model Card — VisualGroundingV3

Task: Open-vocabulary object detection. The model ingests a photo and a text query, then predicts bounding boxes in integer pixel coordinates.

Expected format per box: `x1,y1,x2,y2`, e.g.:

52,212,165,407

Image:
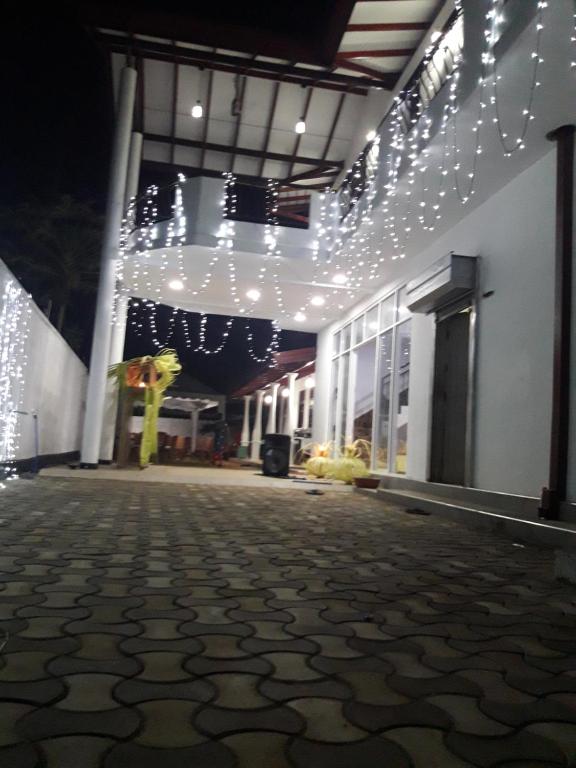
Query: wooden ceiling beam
145,132,344,169
199,68,214,170
347,22,429,32
259,81,281,178
337,48,416,58
321,91,347,163
100,33,397,92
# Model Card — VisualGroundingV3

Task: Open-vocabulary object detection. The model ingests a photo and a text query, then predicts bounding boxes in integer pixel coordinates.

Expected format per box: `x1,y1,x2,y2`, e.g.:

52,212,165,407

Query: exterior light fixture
310,295,325,307
264,394,273,405
294,311,306,322
246,289,261,301
366,129,377,142
191,100,203,119
305,376,315,389
168,279,184,291
295,117,306,134
281,387,290,398
332,273,348,285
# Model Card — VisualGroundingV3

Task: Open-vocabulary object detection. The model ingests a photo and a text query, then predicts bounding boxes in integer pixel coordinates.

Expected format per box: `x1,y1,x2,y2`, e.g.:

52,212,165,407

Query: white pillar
250,391,264,462
303,385,312,430
191,409,199,452
266,383,279,434
286,372,298,464
99,131,143,463
81,66,137,467
238,396,251,458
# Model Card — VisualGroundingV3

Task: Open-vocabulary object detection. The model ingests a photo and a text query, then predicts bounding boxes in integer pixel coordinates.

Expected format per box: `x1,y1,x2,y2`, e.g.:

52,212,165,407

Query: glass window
380,295,395,330
365,305,379,337
353,316,365,346
339,353,350,446
342,324,352,351
393,321,411,474
333,331,341,356
376,330,393,470
397,287,411,323
353,340,376,444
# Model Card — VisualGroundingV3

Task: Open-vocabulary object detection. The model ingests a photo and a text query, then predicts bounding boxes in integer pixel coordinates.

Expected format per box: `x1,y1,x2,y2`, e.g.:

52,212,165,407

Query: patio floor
1,477,576,768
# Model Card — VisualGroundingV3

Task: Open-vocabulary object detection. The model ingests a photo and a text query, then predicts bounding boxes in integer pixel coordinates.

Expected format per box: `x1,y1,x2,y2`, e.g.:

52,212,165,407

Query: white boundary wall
0,260,87,462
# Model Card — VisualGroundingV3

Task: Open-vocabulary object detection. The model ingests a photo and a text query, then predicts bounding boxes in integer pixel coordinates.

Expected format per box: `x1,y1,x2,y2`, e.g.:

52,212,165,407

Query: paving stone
204,673,271,708
114,677,214,705
133,652,191,682
425,694,512,735
39,736,117,768
104,739,235,768
384,727,472,767
337,671,409,705
0,702,36,747
262,652,324,681
286,698,369,742
196,633,251,658
0,742,40,768
260,677,352,702
55,674,123,711
18,706,140,741
221,732,293,768
288,735,412,768
526,722,576,764
0,651,57,681
134,700,204,747
195,704,303,736
446,729,567,766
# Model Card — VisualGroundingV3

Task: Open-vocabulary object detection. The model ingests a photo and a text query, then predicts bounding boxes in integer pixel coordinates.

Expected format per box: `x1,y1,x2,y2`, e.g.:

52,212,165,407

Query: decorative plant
330,439,371,484
304,441,335,478
109,349,182,468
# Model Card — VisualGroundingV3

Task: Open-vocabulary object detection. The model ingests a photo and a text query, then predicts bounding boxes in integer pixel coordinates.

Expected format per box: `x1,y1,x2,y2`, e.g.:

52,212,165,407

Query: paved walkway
1,477,576,768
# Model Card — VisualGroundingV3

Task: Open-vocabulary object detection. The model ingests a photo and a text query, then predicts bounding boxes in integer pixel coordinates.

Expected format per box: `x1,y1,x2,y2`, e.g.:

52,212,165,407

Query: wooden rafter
144,132,343,170
321,91,346,162
335,59,392,79
199,69,214,170
347,22,429,32
229,73,249,173
259,80,281,178
100,33,397,93
337,48,416,59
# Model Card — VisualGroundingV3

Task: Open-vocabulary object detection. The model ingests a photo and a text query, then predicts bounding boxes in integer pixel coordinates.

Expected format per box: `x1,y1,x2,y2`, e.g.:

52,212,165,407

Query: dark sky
2,6,316,393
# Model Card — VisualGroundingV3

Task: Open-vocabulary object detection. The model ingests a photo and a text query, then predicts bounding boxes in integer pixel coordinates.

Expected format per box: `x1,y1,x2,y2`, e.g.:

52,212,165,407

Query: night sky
2,5,316,395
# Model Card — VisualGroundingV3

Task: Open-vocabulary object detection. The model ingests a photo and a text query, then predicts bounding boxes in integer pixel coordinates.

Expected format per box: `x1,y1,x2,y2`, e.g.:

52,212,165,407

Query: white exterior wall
0,260,87,462
314,150,556,498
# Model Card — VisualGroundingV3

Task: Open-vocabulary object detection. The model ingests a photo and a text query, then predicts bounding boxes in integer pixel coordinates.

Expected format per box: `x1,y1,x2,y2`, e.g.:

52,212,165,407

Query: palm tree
0,194,102,332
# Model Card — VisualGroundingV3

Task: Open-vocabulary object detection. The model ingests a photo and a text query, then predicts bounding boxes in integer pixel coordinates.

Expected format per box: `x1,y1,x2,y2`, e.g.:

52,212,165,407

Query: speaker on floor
261,433,291,477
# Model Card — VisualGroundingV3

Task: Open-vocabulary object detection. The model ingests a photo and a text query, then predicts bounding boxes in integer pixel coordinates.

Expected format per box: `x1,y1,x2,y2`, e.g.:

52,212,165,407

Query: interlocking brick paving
1,477,576,767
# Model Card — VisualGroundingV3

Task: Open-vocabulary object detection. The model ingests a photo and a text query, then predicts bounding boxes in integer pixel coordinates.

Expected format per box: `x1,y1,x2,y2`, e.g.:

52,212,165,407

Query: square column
250,390,265,462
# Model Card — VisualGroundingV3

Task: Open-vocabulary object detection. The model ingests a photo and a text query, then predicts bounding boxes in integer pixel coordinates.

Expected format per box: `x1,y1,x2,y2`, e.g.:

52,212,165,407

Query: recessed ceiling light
294,312,306,322
366,129,377,142
168,279,184,291
310,295,325,307
295,118,306,134
332,273,348,285
191,100,203,119
246,289,261,301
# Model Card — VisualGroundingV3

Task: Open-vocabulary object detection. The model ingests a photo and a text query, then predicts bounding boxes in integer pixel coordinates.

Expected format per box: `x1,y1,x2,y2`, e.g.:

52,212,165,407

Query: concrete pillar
238,396,251,458
266,383,279,434
81,66,137,467
250,391,264,462
191,409,199,452
99,131,143,463
283,373,298,464
302,383,312,430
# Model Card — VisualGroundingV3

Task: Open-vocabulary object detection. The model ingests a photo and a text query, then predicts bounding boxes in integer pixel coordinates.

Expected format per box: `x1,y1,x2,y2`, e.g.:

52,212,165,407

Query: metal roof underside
93,0,440,189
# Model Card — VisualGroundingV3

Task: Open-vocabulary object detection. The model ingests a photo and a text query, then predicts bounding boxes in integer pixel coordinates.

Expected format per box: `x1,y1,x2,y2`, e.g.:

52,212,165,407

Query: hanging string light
0,278,32,489
245,319,280,366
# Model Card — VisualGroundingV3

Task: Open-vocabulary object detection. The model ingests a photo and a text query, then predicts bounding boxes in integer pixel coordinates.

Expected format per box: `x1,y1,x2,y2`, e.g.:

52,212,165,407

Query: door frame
427,294,478,487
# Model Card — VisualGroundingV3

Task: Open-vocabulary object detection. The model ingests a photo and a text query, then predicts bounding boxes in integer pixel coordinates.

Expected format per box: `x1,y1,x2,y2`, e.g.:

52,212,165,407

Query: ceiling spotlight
281,387,290,398
310,295,325,307
366,129,377,142
332,273,348,285
191,100,203,119
305,376,315,389
295,117,306,134
168,279,184,291
264,394,273,405
246,289,261,301
294,311,306,322
430,30,442,43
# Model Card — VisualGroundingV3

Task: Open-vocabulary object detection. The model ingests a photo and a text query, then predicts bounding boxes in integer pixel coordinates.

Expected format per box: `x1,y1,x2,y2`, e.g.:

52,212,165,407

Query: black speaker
261,433,291,477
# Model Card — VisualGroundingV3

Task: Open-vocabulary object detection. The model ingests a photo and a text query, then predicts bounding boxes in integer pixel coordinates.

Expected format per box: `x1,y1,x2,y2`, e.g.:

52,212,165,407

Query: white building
75,0,576,528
